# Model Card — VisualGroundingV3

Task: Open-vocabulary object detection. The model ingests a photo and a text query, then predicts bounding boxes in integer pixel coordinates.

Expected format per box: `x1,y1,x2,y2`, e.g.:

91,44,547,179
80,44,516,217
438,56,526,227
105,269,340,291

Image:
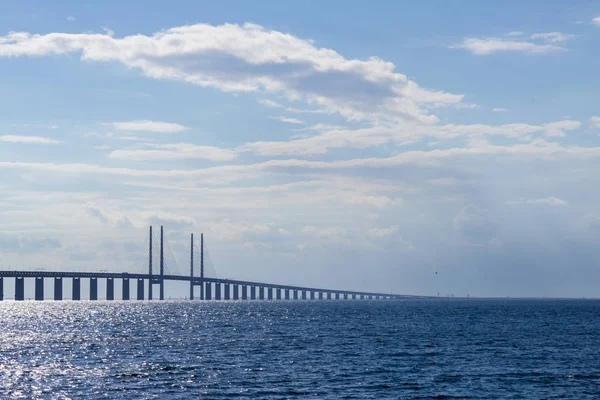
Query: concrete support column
72,278,81,300
352,294,356,300
258,286,264,300
310,291,315,300
276,288,282,300
137,279,144,300
293,290,298,300
106,278,114,300
233,284,239,300
344,293,348,300
224,284,230,300
251,286,256,300
15,277,25,301
285,289,290,300
268,287,273,300
0,277,3,301
360,295,364,300
215,283,221,300
35,277,44,301
90,278,98,300
54,278,63,301
205,281,212,300
319,292,323,300
336,293,340,300
302,290,307,300
122,278,130,300
242,285,248,300
327,292,332,300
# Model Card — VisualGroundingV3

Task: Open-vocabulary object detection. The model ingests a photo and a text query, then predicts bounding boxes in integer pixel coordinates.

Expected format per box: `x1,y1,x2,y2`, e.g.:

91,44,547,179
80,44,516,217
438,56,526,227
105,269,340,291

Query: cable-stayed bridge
0,226,414,301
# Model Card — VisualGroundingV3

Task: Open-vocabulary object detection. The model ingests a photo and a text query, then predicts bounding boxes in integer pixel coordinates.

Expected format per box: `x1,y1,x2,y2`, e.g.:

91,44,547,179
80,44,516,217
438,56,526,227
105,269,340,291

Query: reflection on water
1,300,599,399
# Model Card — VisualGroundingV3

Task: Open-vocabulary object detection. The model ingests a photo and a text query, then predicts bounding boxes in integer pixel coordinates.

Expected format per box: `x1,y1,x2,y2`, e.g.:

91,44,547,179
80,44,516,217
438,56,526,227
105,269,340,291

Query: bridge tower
159,225,164,300
200,233,204,300
147,225,165,300
189,233,194,300
148,225,153,300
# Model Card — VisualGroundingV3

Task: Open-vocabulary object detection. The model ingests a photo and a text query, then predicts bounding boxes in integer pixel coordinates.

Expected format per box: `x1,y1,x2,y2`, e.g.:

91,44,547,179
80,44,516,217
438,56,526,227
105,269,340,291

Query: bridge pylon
148,225,165,300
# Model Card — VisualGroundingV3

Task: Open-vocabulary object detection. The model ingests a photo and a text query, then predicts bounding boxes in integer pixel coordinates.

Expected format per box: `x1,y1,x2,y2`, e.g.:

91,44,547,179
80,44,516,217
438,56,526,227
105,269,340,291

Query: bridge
0,226,412,301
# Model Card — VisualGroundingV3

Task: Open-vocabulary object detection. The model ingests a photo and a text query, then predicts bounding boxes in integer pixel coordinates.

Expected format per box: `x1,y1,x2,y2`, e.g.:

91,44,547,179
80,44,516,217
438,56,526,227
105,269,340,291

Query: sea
0,299,599,399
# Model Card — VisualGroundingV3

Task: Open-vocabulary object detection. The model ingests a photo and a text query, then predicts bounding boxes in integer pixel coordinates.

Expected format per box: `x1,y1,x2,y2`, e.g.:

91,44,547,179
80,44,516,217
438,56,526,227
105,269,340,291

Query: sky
1,0,600,298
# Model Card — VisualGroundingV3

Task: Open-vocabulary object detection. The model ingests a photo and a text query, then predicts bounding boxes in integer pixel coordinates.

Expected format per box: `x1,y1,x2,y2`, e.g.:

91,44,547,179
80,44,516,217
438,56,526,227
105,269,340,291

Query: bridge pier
268,287,273,300
72,278,81,300
0,277,3,301
215,283,221,300
106,278,114,300
319,291,323,300
35,277,44,301
54,278,62,301
90,278,98,300
327,292,332,300
310,291,315,300
205,282,212,300
344,293,348,300
302,290,307,300
15,277,24,301
242,285,248,300
336,293,340,300
122,278,130,300
259,286,264,300
293,290,298,300
251,286,256,300
224,284,230,300
233,284,239,300
276,288,281,300
285,289,290,300
137,279,144,300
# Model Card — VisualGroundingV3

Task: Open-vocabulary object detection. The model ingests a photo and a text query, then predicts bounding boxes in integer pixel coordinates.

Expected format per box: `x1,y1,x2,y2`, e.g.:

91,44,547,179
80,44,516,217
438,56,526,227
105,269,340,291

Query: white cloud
67,16,75,22
270,116,305,125
207,219,271,241
110,120,188,133
453,38,564,55
455,103,479,109
0,23,465,124
108,143,237,161
590,116,600,128
258,99,284,108
593,17,600,25
368,225,400,238
506,31,524,37
241,120,581,156
0,135,60,144
530,32,575,43
507,196,568,206
3,138,600,184
492,108,508,112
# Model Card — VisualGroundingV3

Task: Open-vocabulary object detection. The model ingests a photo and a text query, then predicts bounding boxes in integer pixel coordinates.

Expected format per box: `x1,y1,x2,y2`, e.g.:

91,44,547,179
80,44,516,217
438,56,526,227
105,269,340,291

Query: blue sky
1,1,600,297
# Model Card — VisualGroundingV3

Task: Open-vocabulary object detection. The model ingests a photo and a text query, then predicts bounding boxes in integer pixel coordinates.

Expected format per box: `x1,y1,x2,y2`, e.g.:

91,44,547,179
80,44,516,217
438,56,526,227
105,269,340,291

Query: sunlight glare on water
1,300,599,399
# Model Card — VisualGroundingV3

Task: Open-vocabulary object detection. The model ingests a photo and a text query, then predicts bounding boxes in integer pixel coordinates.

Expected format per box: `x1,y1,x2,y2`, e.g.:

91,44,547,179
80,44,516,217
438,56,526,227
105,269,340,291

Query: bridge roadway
0,270,412,301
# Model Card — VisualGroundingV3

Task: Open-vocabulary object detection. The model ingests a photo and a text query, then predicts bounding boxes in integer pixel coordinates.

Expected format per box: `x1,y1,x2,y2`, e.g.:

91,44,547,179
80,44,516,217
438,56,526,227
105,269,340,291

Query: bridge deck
0,271,413,299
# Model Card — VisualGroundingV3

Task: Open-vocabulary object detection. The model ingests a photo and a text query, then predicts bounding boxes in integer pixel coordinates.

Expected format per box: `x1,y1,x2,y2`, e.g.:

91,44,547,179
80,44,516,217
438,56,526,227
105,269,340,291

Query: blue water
0,299,599,399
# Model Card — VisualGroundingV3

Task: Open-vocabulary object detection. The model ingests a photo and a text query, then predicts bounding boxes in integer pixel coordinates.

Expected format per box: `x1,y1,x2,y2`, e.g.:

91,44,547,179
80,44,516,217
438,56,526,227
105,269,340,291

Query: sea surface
0,299,599,399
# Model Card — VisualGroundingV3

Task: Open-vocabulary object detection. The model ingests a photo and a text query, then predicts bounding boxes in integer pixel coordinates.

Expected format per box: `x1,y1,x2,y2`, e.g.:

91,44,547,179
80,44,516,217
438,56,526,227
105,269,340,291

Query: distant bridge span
0,226,415,301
